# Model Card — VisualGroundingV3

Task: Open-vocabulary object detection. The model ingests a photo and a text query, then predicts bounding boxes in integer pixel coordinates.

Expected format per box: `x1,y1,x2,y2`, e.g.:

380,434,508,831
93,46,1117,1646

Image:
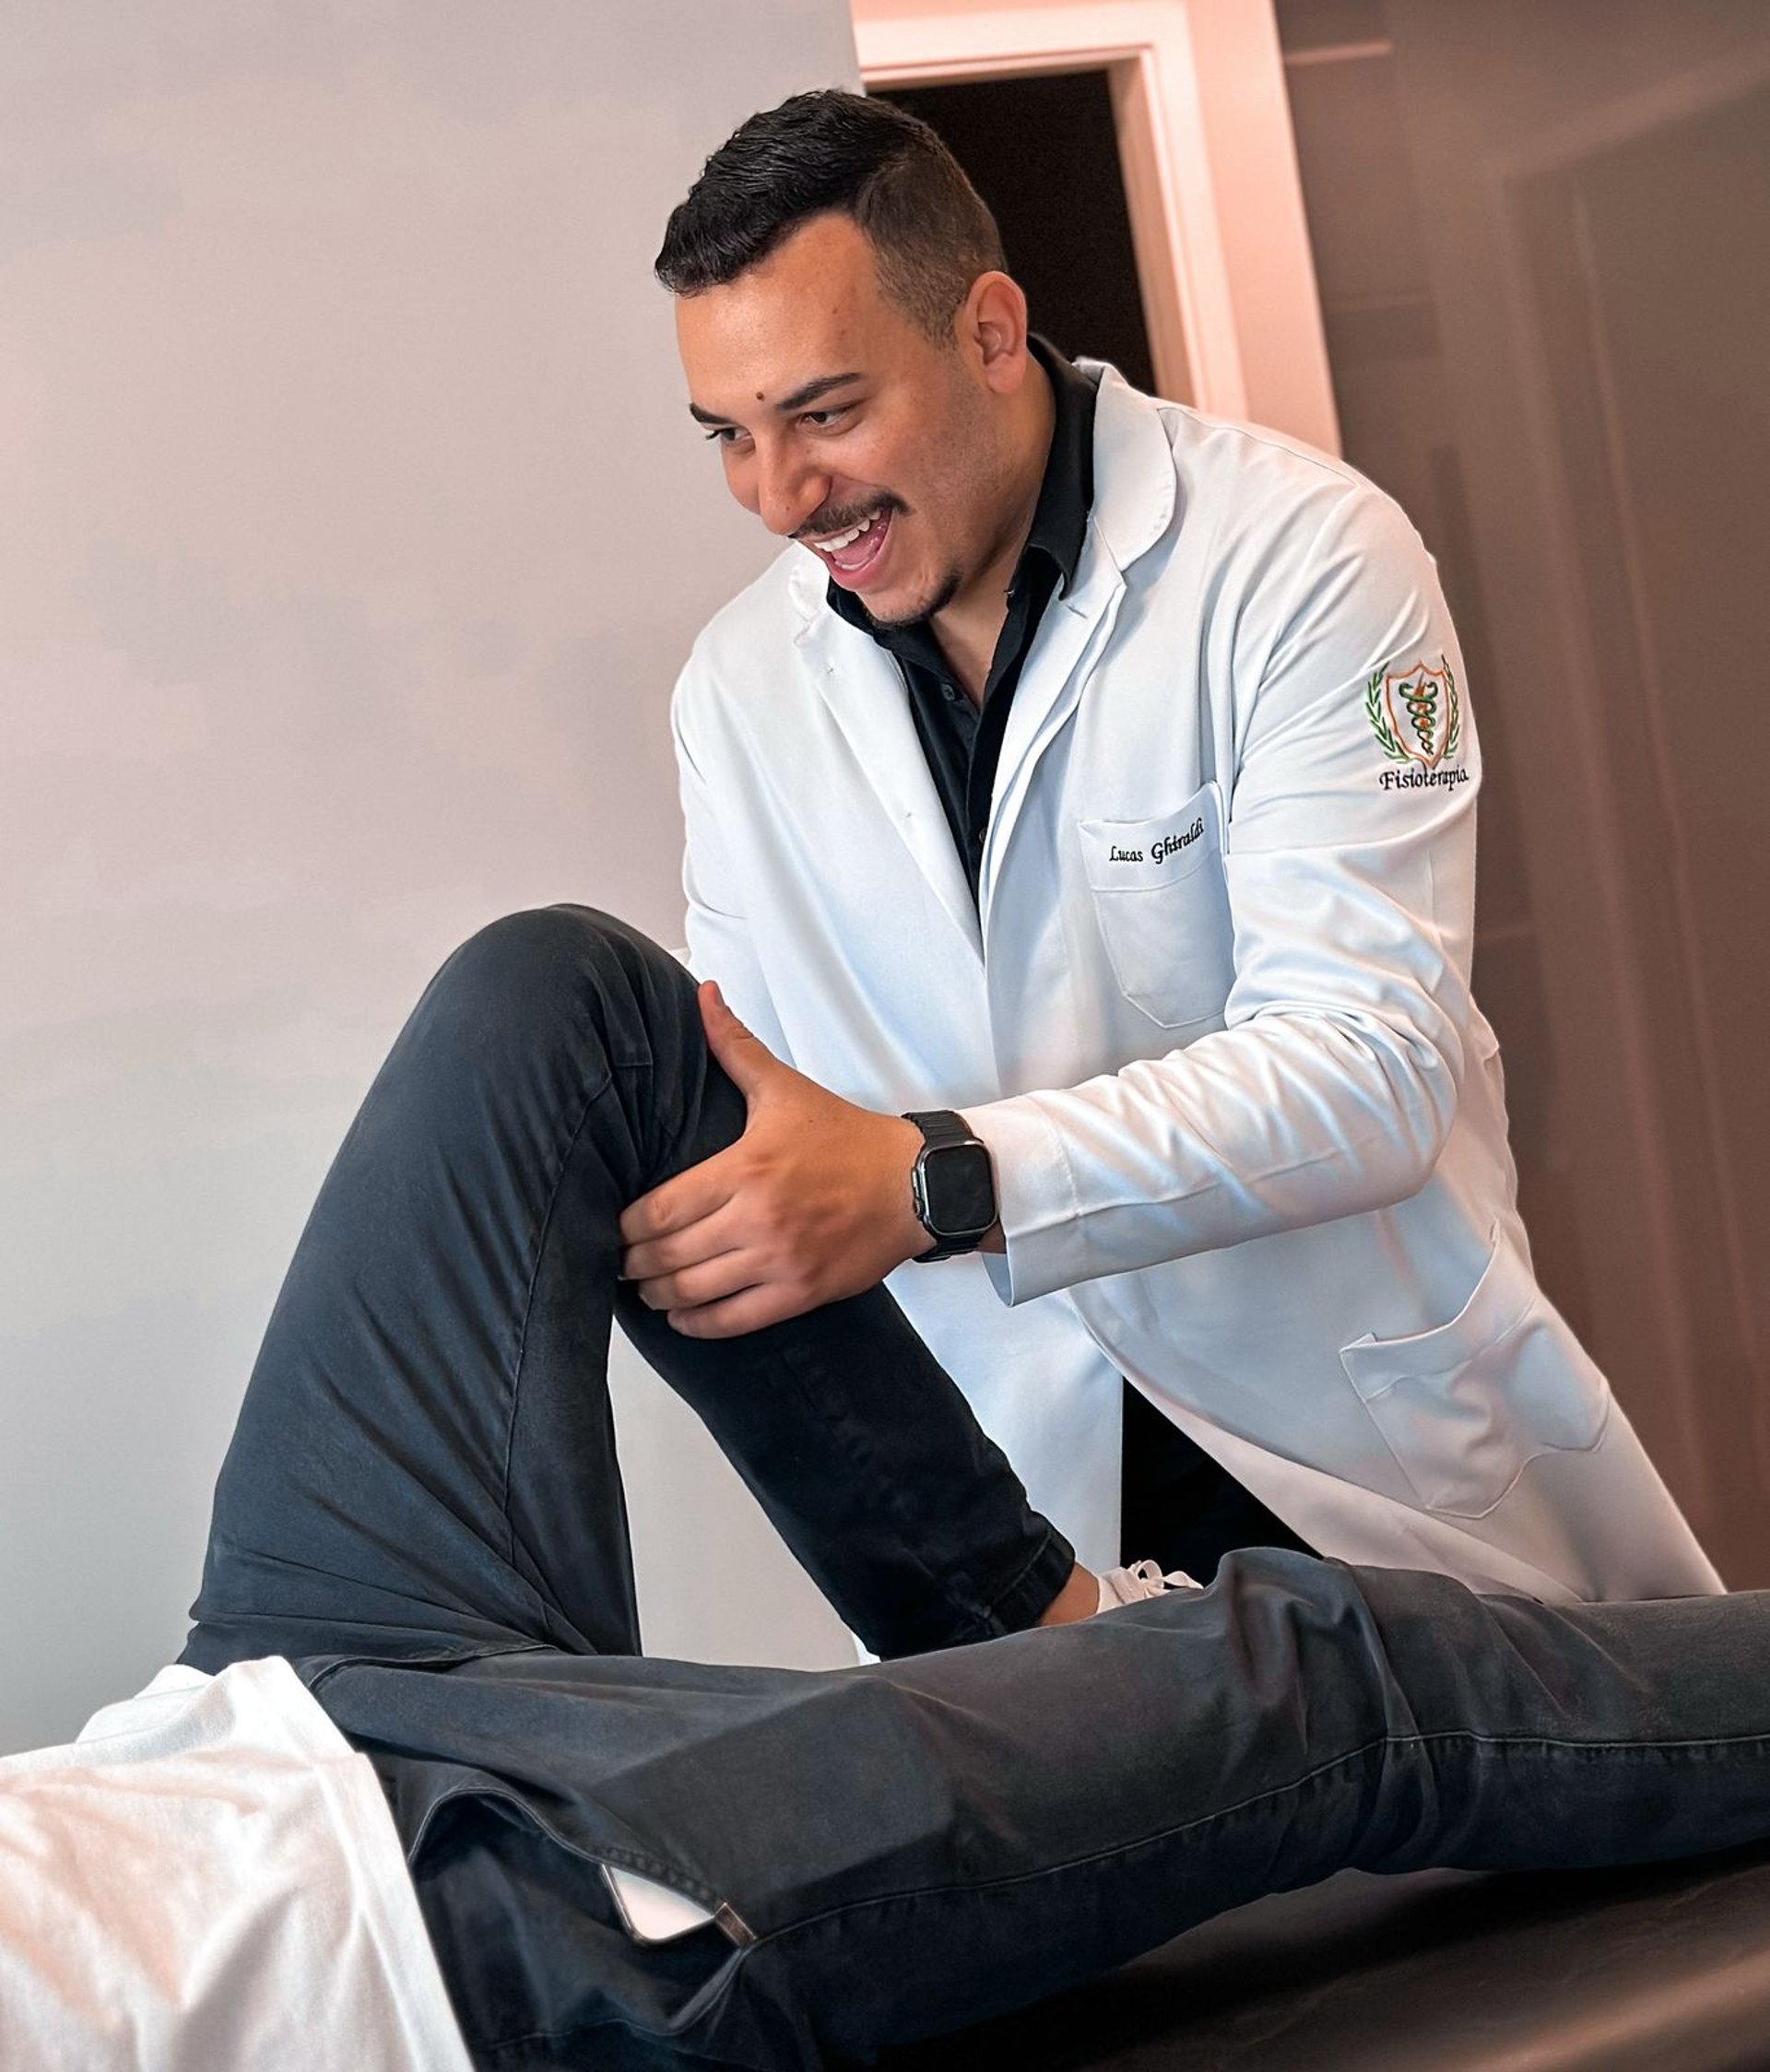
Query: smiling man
626,88,1718,1603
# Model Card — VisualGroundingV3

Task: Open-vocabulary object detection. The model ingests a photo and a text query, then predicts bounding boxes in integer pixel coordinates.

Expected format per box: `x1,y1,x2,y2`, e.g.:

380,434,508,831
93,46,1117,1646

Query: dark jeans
181,907,1770,2071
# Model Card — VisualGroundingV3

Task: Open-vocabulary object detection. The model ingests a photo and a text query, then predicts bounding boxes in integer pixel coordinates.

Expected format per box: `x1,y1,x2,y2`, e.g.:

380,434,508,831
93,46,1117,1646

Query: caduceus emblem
1365,657,1460,770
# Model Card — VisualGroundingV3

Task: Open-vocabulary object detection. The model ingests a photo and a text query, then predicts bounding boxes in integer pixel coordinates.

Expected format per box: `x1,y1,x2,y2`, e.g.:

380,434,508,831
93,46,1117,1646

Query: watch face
922,1141,995,1237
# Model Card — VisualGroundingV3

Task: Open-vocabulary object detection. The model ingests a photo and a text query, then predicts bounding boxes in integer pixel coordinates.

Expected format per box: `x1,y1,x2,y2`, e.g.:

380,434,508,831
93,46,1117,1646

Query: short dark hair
655,89,1007,339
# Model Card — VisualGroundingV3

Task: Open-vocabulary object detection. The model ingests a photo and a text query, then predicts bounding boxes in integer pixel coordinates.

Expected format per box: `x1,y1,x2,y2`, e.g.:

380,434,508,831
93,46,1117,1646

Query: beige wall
0,1,860,1753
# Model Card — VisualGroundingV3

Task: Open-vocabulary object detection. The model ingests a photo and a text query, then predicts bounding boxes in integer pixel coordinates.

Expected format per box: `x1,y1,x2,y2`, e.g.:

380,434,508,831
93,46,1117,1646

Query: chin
865,567,962,631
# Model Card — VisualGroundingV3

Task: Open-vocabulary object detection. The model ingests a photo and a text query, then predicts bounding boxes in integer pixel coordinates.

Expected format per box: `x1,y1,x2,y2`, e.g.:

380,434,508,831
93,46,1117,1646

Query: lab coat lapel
980,549,1122,918
980,367,1179,924
792,574,984,959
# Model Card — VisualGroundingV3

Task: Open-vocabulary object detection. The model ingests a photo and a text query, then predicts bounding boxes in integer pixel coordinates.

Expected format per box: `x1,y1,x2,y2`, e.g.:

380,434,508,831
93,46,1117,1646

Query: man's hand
619,982,931,1336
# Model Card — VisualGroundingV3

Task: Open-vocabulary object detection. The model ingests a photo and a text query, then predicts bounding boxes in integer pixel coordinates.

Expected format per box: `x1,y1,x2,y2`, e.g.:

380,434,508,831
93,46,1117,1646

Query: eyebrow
687,371,865,427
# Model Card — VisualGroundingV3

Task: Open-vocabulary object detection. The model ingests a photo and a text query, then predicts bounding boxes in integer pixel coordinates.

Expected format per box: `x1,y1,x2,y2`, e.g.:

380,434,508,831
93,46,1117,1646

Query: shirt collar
824,334,1099,644
1021,333,1097,596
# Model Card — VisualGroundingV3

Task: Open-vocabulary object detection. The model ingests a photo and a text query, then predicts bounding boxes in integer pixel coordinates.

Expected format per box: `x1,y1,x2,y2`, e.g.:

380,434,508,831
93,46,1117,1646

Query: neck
930,358,1056,704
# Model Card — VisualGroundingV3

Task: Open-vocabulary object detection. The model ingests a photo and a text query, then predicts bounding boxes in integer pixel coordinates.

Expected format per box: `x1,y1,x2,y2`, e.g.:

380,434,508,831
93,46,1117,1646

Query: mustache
795,493,904,541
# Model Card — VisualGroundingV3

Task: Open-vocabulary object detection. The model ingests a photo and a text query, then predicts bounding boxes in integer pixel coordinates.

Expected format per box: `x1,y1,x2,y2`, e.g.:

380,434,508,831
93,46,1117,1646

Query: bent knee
429,905,695,1055
442,905,675,994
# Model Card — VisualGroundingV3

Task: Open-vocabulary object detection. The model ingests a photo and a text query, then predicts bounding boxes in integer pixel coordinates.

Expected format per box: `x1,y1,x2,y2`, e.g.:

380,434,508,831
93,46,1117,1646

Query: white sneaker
1095,1558,1201,1613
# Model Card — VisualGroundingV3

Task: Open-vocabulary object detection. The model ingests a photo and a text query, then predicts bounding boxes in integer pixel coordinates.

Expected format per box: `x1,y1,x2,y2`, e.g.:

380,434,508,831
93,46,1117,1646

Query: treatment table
890,1846,1770,2069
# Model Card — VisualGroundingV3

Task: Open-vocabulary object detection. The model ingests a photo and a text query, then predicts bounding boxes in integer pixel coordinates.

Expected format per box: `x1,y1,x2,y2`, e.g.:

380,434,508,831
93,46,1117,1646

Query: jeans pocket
411,1784,753,2058
1339,1237,1611,1518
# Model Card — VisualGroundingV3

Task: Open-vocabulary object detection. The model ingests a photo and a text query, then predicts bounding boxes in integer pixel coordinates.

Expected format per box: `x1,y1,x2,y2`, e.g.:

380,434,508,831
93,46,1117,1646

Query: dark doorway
874,71,1157,393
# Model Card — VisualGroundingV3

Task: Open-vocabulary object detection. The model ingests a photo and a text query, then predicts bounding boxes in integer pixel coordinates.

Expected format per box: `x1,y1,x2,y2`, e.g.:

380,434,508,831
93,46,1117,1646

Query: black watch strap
903,1110,974,1153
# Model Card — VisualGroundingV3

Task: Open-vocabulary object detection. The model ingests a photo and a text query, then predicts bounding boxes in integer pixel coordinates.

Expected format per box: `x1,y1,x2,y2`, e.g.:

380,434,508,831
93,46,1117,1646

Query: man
7,905,1768,2070
627,88,1717,1600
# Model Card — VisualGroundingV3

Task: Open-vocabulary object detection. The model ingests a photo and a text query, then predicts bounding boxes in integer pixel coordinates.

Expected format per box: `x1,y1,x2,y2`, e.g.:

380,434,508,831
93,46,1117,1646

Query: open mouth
804,507,893,588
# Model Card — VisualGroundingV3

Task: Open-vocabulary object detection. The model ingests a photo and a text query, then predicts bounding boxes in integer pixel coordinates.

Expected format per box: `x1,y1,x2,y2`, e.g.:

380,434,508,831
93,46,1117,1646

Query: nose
752,441,828,540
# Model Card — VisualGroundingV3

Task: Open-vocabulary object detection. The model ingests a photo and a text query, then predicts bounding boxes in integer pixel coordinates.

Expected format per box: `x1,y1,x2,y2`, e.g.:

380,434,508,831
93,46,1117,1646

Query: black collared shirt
825,337,1100,902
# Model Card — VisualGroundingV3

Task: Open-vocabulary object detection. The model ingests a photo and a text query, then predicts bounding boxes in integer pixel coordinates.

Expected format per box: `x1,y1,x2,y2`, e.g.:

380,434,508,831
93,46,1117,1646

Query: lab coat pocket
1078,783,1234,1030
1339,1237,1611,1518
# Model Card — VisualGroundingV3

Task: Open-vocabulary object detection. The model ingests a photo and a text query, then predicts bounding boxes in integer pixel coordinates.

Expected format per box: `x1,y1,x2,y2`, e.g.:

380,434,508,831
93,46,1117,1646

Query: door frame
850,0,1340,453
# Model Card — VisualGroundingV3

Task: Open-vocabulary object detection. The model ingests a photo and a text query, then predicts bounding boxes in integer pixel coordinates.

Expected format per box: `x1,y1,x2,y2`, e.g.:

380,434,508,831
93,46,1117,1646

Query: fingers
665,1284,797,1339
625,1218,800,1336
631,1245,756,1314
619,1159,735,1249
620,1212,729,1285
621,1186,757,1313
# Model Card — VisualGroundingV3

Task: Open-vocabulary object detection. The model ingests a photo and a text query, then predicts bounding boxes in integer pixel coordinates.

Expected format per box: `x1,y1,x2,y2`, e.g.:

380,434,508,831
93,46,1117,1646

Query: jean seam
406,1775,725,1906
302,1639,547,1698
974,1522,1074,1640
502,1064,616,1607
740,1727,1770,1948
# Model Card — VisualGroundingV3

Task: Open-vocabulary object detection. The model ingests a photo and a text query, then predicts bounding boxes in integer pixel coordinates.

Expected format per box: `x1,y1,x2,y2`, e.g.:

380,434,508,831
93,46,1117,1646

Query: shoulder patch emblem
1366,656,1462,779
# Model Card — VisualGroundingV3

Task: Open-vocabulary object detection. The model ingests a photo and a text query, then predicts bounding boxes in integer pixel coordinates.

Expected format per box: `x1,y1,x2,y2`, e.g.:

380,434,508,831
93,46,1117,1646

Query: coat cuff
964,1093,1085,1307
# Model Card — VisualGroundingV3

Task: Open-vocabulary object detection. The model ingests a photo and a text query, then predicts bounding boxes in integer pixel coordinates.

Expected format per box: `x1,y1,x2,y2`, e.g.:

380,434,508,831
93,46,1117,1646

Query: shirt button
942,683,959,702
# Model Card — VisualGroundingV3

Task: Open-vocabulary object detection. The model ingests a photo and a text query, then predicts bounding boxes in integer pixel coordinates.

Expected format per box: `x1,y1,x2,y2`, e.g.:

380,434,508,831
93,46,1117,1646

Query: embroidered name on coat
1108,816,1205,865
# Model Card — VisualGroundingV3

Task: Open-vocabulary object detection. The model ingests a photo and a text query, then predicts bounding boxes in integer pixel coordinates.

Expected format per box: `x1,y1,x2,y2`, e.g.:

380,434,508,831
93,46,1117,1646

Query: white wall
0,0,860,1754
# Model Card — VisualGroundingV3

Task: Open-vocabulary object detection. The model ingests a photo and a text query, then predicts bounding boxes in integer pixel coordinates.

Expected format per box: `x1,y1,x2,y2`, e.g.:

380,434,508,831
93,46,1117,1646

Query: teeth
813,512,879,553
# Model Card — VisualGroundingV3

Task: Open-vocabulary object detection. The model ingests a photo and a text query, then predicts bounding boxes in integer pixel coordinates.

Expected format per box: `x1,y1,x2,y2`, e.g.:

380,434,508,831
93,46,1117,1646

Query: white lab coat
671,364,1720,1603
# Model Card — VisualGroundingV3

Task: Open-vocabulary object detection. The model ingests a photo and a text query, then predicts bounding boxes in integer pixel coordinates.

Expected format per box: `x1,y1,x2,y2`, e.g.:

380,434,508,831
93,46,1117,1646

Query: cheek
901,458,963,549
824,439,888,500
870,444,942,529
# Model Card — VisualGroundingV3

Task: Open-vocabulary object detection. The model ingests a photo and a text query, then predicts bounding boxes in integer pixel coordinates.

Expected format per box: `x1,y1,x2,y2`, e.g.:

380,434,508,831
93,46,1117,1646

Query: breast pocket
1339,1235,1612,1518
1078,783,1234,1030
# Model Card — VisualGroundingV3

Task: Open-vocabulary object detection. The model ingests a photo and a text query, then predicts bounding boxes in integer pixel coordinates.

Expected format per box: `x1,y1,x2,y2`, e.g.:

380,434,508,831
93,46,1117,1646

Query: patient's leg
181,905,1073,1671
178,905,1770,2068
319,1549,1770,2069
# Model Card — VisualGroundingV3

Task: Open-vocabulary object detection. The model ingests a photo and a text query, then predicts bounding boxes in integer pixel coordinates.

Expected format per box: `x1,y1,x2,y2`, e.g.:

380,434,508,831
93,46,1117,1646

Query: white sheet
0,1658,472,2072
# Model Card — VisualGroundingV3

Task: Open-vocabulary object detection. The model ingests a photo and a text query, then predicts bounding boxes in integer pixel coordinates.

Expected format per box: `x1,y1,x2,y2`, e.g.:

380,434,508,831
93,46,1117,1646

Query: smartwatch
902,1110,997,1261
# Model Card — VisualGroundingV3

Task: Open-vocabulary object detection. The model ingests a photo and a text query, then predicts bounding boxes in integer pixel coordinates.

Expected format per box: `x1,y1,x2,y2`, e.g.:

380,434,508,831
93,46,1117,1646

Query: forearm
970,1001,1460,1304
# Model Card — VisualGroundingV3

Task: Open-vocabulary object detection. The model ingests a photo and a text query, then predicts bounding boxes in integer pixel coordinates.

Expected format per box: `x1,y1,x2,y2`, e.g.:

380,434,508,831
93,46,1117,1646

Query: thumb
699,981,780,1100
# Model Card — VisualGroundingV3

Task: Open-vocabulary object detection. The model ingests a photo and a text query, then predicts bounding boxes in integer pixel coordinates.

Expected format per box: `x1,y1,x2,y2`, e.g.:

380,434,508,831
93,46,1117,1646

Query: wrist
885,1114,932,1260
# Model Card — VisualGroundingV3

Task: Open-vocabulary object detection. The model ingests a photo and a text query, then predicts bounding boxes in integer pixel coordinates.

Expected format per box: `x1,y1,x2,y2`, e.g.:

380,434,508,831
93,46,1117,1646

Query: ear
961,271,1032,395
